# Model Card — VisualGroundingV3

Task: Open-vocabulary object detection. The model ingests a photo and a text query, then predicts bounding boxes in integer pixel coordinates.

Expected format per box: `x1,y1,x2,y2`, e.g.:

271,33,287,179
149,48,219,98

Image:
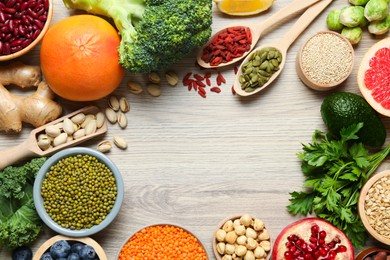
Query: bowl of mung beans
33,147,124,237
117,224,209,259
358,170,390,246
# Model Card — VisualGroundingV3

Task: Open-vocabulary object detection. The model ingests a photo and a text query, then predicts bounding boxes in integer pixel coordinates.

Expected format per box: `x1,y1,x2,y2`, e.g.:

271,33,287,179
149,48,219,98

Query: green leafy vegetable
62,0,213,73
287,123,390,248
0,157,46,249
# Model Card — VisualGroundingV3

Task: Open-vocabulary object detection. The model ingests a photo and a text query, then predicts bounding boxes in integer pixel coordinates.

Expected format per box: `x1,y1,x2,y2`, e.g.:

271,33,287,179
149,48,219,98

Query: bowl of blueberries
32,235,107,260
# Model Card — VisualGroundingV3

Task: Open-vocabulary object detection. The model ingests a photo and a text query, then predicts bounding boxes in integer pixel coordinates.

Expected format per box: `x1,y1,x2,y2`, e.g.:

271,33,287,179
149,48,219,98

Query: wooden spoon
0,106,107,170
233,0,333,97
197,0,322,69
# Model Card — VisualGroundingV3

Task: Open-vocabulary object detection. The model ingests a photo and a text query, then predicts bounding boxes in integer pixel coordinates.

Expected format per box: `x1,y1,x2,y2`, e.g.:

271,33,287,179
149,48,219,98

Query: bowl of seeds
296,31,354,91
358,170,390,246
33,147,124,237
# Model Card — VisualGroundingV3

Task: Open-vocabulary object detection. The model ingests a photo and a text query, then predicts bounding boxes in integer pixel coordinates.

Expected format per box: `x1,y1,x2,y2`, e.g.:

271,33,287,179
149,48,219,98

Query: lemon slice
214,0,275,16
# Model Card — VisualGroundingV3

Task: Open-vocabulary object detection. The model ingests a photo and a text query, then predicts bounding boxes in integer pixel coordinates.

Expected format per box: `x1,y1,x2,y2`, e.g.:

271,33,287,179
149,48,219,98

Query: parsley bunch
287,123,390,248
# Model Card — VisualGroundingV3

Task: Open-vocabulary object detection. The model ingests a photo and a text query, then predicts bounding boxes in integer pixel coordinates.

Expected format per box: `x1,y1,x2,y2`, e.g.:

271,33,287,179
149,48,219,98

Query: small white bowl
33,147,124,237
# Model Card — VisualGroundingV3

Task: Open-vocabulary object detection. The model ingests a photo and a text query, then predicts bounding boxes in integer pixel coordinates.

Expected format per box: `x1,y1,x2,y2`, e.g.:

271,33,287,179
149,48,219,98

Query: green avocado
321,92,387,147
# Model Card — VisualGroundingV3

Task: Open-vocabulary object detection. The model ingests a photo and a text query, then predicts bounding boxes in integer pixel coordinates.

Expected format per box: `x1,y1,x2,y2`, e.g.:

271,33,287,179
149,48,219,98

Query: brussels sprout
340,6,367,27
368,14,390,34
327,10,344,30
341,27,363,45
364,0,389,21
349,0,369,5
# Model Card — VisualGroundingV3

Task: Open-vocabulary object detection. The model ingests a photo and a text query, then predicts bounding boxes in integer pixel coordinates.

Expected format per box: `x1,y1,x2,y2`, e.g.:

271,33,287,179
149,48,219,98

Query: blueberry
67,253,80,260
70,243,84,254
12,246,33,260
40,252,54,260
50,240,71,258
79,245,96,260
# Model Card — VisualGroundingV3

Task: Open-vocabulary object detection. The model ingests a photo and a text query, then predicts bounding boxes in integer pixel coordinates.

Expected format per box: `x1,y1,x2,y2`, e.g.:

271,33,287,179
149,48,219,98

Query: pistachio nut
105,107,117,124
127,81,143,95
146,83,161,97
71,113,86,125
53,133,67,147
113,136,128,150
84,119,97,135
119,97,130,113
108,95,120,111
117,112,128,129
63,118,75,135
73,129,86,140
37,137,51,151
81,114,95,128
96,112,105,128
97,140,112,153
148,71,161,83
165,71,179,86
45,125,61,138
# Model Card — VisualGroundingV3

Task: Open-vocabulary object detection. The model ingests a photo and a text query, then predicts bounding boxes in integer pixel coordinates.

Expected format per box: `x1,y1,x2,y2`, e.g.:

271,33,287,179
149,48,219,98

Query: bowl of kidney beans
0,0,53,61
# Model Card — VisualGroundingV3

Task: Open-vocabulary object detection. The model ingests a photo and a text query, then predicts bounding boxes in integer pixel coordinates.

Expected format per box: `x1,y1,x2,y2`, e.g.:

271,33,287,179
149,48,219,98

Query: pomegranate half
272,218,354,260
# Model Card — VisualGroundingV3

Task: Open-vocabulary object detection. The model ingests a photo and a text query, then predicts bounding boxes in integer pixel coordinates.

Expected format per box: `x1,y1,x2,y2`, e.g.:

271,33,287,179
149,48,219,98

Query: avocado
321,92,387,147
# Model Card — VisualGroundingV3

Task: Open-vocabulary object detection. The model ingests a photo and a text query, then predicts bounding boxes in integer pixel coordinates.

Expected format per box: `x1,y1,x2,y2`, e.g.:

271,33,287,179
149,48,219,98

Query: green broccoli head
63,0,212,73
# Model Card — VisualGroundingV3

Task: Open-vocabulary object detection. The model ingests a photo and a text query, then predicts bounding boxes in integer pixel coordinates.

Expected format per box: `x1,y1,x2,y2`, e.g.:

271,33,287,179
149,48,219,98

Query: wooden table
1,0,389,258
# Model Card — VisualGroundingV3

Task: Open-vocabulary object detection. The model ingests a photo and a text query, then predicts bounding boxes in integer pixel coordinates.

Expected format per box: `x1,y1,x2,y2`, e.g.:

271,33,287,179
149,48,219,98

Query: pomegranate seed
311,224,320,234
336,245,347,253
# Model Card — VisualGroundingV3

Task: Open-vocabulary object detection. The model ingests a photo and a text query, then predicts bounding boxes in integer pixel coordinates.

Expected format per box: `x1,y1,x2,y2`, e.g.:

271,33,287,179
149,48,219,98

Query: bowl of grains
296,31,354,91
358,170,390,246
33,147,124,237
118,224,209,259
0,0,54,61
213,214,272,260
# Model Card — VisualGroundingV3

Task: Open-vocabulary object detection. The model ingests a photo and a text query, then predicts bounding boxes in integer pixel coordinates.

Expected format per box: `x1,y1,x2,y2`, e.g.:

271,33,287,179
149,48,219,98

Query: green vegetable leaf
288,124,390,248
287,191,315,215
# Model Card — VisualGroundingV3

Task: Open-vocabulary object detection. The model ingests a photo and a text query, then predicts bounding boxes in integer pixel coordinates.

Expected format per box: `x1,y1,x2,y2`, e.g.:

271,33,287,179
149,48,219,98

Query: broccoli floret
63,0,213,73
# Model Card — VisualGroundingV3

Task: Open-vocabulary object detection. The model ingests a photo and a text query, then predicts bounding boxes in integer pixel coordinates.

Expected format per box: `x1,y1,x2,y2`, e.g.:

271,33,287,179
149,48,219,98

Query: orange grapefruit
40,15,125,101
358,37,390,117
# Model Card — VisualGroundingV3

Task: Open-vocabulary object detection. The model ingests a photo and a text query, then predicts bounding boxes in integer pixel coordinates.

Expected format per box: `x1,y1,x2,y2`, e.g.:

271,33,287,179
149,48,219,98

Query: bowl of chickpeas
33,147,124,237
213,214,272,260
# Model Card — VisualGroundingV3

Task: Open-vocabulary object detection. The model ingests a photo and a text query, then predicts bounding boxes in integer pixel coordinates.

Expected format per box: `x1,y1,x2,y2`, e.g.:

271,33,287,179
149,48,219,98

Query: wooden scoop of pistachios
0,106,107,170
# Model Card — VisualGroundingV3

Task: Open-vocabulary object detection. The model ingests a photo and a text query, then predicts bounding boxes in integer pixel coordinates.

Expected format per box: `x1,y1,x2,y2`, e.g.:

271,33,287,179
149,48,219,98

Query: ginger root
0,61,42,88
0,62,62,133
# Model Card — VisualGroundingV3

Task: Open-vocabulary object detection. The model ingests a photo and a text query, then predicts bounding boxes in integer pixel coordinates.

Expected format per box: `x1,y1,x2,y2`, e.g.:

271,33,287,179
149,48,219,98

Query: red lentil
119,225,208,260
201,26,252,66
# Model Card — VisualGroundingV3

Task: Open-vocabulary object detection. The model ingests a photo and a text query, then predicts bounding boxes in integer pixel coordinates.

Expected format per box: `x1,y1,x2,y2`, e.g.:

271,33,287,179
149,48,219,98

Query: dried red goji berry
210,87,221,93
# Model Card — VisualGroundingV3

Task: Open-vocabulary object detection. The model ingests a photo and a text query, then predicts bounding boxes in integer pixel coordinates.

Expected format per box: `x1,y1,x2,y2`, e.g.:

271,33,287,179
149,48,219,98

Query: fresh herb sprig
287,123,390,248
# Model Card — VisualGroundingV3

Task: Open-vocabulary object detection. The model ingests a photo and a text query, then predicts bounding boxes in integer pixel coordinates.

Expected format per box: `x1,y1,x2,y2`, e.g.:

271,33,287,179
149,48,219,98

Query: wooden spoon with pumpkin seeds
0,106,107,170
233,0,333,97
197,0,322,69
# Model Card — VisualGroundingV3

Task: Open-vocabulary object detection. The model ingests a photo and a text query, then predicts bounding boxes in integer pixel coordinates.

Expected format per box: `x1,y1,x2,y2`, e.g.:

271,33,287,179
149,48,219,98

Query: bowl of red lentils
33,147,124,237
358,170,390,246
0,0,53,61
118,224,209,259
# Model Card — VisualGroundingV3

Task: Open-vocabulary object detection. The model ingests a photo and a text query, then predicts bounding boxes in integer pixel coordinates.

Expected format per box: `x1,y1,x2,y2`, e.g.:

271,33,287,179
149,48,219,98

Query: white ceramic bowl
33,147,124,237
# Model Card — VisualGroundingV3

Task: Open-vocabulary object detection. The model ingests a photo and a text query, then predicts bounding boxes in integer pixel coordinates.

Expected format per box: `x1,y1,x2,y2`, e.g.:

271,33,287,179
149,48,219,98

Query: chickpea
253,218,265,231
235,245,247,257
260,240,271,252
226,231,238,244
223,220,234,232
244,250,255,260
236,235,247,245
246,237,258,250
216,229,227,242
258,229,270,241
217,242,226,255
246,227,257,239
240,214,253,227
226,243,235,255
222,255,233,260
254,246,266,258
234,224,246,236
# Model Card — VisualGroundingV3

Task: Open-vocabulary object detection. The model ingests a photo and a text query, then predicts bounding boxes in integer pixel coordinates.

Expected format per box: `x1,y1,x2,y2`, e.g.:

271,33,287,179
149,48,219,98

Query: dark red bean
4,7,16,14
27,9,38,19
3,42,10,54
0,41,3,54
18,24,26,35
38,15,47,22
21,38,31,48
43,0,49,10
31,29,41,39
20,1,29,11
10,39,22,47
33,18,43,29
22,15,30,25
6,0,16,8
0,12,5,23
10,45,22,53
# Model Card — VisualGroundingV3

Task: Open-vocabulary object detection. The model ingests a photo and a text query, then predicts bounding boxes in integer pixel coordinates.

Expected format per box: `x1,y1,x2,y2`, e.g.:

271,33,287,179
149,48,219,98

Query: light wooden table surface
1,0,389,259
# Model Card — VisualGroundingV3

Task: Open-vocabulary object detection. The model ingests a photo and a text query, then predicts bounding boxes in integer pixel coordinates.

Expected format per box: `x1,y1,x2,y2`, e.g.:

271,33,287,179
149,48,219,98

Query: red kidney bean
0,0,49,55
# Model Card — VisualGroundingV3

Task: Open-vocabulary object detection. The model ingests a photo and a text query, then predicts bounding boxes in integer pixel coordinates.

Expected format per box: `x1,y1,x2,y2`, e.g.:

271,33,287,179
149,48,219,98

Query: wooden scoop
0,106,107,170
233,0,333,96
197,0,322,69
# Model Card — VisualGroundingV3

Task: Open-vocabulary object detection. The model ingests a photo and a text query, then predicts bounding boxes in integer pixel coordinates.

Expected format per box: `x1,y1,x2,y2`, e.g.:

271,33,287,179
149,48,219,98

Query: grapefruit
214,0,275,16
358,37,390,117
40,15,125,101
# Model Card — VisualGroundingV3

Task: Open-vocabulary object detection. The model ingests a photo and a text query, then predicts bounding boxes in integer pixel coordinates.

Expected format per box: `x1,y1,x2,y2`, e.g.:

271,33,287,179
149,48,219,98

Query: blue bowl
33,147,124,237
